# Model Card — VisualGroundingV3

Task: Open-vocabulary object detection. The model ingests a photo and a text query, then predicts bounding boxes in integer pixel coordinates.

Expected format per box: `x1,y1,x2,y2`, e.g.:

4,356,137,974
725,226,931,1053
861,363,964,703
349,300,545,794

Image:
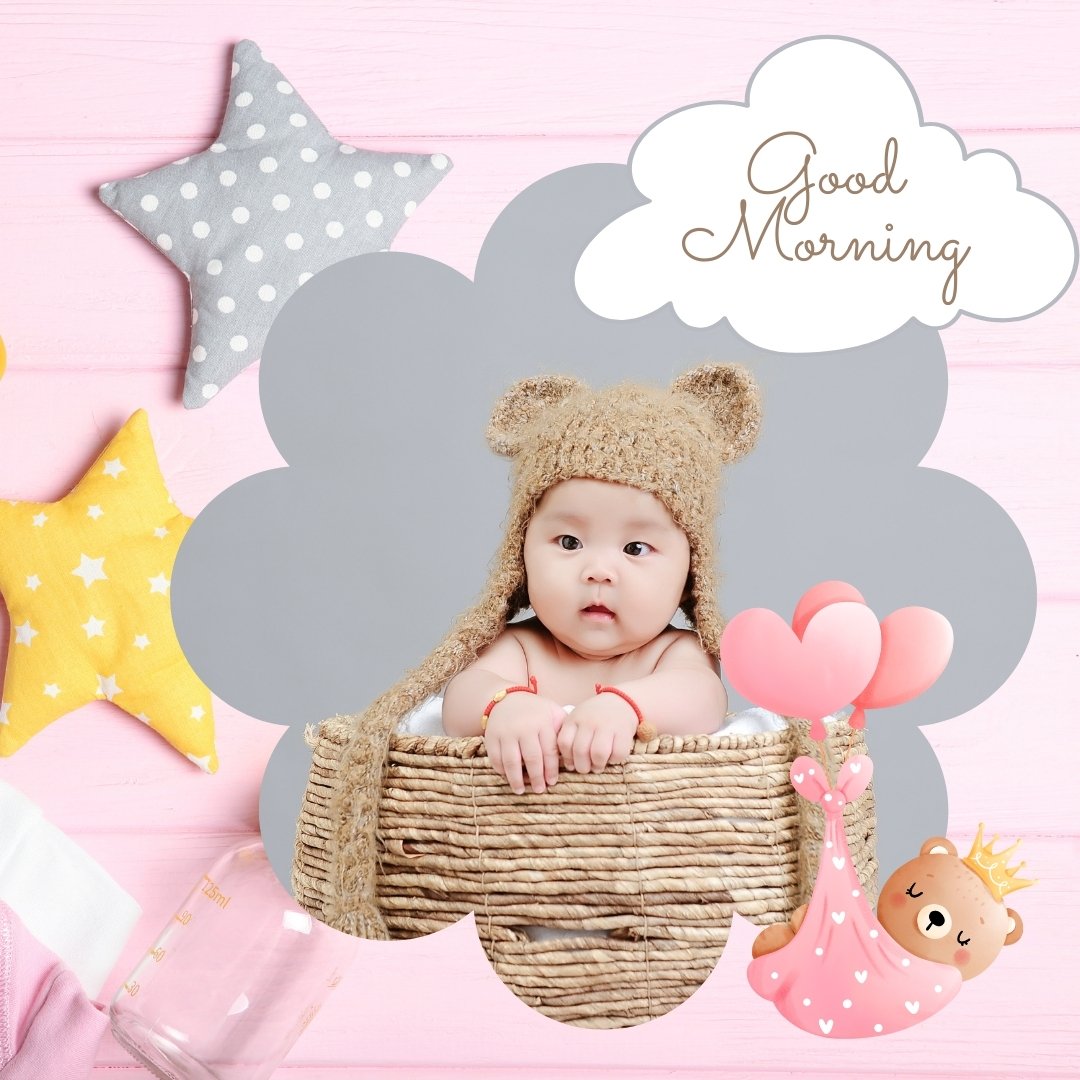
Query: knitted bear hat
295,362,762,937
485,362,762,656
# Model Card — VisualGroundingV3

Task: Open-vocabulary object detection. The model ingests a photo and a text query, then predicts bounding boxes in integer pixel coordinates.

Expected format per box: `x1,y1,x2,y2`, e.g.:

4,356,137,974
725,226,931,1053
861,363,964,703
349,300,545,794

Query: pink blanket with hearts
746,755,962,1038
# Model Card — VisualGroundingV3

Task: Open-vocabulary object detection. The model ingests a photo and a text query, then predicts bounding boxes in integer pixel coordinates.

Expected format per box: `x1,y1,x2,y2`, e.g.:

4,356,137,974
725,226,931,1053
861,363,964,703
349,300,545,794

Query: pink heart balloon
854,606,953,711
721,602,882,722
792,580,866,638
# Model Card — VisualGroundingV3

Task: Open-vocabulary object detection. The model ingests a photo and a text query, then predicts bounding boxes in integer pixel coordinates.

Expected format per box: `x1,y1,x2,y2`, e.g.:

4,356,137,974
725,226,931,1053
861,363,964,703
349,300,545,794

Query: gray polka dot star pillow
99,40,452,408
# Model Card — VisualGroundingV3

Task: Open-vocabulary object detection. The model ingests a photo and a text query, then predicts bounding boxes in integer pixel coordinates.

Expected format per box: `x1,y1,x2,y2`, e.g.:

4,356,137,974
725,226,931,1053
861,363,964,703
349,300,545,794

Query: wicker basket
295,718,877,1028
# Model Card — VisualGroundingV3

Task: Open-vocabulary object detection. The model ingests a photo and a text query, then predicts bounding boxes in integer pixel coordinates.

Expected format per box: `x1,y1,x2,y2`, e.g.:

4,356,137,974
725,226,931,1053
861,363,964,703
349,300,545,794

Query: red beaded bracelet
480,675,538,732
594,683,657,742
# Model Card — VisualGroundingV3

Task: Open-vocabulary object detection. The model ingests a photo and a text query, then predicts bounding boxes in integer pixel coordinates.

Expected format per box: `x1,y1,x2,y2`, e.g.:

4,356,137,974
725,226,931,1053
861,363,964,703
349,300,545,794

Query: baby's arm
443,633,565,794
442,633,531,737
558,631,726,773
612,630,728,736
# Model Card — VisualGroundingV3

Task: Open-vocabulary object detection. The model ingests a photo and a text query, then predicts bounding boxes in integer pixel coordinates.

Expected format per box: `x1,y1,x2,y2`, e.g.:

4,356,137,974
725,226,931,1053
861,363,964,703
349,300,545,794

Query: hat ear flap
671,363,763,463
486,374,585,457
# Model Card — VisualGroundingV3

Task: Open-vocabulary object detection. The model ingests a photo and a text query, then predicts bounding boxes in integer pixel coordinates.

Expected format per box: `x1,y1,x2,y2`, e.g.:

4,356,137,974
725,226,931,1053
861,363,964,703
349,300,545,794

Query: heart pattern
792,580,867,638
719,603,882,723
746,709,963,1039
854,606,953,712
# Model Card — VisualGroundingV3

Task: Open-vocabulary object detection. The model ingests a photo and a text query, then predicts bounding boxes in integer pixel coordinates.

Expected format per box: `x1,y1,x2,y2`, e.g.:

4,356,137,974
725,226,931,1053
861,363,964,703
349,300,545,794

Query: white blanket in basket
396,696,791,738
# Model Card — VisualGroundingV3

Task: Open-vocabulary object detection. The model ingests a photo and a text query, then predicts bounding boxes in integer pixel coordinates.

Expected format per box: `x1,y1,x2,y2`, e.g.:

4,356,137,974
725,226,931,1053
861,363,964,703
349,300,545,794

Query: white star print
135,712,152,725
133,634,151,650
25,575,41,591
102,458,126,479
153,526,169,539
82,615,106,639
43,684,61,699
190,705,205,720
86,504,105,520
72,554,108,587
186,753,212,772
149,573,171,595
14,620,38,647
96,674,122,701
32,512,48,528
0,702,10,725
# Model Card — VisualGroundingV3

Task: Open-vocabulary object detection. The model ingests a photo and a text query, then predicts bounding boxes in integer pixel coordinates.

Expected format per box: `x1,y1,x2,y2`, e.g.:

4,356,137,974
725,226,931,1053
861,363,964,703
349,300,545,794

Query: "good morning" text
681,131,971,305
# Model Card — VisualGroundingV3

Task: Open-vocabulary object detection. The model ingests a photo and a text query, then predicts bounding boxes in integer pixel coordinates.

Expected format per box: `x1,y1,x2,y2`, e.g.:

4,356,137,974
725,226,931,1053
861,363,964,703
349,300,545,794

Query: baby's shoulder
504,617,554,651
653,627,718,669
655,625,701,651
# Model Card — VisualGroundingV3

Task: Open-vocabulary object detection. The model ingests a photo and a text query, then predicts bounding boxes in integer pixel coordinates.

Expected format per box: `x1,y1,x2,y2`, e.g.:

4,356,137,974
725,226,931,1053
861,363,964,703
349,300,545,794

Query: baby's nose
583,557,617,584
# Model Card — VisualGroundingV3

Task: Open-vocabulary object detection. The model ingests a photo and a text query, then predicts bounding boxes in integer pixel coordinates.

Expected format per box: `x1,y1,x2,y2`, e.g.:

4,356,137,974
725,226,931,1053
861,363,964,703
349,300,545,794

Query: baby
442,363,762,794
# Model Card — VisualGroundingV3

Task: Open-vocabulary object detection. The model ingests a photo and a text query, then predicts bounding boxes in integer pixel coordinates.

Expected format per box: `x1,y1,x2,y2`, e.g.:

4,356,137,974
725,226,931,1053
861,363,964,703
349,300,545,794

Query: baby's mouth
582,604,615,620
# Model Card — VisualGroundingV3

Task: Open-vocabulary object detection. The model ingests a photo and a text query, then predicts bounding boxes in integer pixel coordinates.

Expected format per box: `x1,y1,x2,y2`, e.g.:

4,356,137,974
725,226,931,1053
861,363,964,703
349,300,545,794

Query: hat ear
671,363,762,463
486,374,585,457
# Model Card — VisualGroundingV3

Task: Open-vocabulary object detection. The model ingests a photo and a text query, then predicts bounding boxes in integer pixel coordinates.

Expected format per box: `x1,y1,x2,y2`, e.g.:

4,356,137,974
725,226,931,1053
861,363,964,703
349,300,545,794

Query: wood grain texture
0,132,1076,369
0,0,1077,1075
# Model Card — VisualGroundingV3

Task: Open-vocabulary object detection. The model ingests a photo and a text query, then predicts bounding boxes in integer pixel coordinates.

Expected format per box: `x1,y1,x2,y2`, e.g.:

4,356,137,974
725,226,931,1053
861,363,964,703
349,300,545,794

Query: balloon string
818,738,836,788
842,706,867,767
810,718,837,788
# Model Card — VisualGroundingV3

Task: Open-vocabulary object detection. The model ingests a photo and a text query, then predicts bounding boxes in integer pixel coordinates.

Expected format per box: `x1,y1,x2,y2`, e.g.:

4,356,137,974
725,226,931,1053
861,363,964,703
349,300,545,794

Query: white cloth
0,782,142,999
397,694,792,737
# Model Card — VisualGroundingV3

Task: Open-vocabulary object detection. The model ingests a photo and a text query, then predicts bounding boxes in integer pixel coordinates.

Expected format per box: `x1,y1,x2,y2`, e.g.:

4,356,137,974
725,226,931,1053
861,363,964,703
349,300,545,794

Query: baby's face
523,479,690,661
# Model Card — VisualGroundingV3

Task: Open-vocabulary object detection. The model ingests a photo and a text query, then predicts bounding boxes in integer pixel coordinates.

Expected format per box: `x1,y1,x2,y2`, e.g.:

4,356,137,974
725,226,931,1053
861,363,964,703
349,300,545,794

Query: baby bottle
110,841,358,1079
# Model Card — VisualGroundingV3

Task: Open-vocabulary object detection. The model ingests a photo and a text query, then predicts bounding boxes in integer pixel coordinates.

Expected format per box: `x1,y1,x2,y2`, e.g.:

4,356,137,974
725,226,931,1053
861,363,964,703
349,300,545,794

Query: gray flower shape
173,163,1035,1022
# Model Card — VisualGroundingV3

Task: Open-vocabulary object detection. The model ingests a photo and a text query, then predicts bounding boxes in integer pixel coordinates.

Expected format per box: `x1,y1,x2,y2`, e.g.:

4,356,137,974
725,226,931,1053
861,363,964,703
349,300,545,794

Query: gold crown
962,823,1037,902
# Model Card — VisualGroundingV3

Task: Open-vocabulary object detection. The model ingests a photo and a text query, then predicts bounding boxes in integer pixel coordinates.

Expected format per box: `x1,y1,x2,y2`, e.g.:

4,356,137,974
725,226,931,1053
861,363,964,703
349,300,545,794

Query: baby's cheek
888,891,907,909
952,948,971,967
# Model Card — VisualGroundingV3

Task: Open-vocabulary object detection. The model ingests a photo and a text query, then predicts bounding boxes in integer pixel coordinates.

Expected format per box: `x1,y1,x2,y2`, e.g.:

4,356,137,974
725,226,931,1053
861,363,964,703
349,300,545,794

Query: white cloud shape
575,38,1077,352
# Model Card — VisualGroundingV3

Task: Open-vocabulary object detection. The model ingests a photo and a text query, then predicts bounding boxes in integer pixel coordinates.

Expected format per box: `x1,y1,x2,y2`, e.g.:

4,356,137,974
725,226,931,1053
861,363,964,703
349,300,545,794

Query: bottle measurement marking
149,947,166,963
297,1002,322,1034
200,874,232,909
174,909,193,926
122,979,141,998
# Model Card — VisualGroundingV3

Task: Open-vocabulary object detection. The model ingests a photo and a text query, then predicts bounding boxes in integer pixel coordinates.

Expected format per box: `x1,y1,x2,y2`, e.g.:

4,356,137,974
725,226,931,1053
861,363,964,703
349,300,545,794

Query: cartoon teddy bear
752,824,1032,980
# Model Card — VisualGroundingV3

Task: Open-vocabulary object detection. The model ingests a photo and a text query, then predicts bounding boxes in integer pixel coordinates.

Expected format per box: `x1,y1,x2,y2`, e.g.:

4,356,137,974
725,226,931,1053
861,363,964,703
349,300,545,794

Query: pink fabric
747,755,963,1038
0,900,108,1079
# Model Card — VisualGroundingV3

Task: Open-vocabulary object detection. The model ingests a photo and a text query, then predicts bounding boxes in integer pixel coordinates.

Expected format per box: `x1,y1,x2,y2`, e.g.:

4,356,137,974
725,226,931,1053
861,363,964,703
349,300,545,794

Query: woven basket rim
315,715,852,759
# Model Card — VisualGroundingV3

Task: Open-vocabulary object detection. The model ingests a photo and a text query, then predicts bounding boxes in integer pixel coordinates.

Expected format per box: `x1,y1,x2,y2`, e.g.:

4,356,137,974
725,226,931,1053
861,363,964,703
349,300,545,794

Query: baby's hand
557,694,638,774
484,694,566,795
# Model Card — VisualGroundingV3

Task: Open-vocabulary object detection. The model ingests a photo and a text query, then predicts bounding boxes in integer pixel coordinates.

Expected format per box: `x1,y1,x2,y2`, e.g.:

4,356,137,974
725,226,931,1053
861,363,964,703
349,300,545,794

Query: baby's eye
557,535,581,551
957,931,971,947
623,541,654,557
906,883,923,898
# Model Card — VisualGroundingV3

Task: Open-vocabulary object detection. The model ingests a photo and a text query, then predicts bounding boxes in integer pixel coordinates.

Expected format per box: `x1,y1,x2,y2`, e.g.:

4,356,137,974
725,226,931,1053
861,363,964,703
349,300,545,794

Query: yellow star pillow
0,410,217,771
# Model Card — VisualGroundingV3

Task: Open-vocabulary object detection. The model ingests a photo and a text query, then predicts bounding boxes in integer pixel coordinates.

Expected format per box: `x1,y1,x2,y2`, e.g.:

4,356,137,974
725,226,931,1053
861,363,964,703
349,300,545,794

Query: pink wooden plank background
1,2,1077,1076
